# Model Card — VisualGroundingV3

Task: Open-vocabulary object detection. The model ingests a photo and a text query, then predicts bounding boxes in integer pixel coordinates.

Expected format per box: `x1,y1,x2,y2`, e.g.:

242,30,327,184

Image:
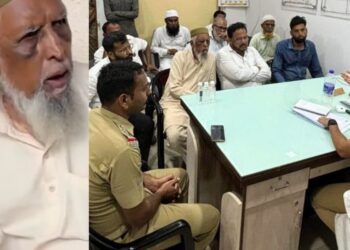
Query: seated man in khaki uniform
160,28,216,159
89,61,219,250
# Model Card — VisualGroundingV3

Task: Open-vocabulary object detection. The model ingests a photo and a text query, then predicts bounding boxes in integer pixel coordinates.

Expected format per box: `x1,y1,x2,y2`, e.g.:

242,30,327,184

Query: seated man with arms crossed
216,22,271,89
89,61,220,250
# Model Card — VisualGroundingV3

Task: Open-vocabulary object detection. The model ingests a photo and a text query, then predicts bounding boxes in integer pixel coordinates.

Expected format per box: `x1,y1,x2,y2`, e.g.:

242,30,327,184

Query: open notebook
293,100,350,133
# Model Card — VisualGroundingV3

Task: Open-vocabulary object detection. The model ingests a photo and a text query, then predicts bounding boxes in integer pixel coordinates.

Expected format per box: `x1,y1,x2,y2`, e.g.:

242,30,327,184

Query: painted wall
135,0,217,42
225,1,350,73
62,0,89,64
96,0,217,44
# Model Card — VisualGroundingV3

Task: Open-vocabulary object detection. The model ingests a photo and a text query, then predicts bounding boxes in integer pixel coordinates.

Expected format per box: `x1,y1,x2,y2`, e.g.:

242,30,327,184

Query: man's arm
319,117,350,158
167,53,194,99
271,43,286,83
110,148,180,229
309,44,324,78
143,44,158,72
104,0,139,21
122,178,179,228
341,71,350,84
216,49,259,83
251,47,271,83
151,29,172,58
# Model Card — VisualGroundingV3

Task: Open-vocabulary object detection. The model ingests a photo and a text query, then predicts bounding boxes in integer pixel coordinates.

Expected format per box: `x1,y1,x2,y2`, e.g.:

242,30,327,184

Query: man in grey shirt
103,0,139,37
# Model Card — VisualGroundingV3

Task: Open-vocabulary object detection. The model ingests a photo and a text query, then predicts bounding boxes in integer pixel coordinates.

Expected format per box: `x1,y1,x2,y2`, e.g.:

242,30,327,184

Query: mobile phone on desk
211,125,225,142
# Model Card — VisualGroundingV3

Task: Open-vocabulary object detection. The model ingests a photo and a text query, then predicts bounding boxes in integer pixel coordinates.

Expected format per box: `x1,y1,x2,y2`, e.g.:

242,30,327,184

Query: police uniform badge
127,136,139,149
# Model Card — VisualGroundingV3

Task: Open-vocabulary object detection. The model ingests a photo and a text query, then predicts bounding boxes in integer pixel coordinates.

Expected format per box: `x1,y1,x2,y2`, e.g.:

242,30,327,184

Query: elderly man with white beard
160,28,216,160
0,0,88,249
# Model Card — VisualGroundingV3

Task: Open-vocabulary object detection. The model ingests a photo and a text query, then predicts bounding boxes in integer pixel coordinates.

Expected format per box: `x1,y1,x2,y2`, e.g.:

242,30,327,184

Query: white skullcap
165,9,179,19
261,14,276,24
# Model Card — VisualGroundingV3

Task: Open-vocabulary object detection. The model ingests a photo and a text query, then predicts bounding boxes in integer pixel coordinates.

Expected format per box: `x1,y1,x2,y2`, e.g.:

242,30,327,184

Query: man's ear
117,93,130,110
107,51,116,61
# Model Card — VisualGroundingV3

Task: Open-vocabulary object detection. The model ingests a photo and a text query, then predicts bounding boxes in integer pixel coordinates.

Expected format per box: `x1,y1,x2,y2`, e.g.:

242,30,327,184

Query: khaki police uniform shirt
89,108,144,240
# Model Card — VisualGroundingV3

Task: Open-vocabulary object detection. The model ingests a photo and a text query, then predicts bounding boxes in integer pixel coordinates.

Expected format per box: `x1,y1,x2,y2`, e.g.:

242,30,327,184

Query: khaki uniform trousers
312,182,350,232
119,168,220,250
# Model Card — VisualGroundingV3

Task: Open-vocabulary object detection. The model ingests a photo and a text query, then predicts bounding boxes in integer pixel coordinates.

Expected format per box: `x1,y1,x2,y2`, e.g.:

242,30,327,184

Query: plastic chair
148,69,170,169
89,219,194,250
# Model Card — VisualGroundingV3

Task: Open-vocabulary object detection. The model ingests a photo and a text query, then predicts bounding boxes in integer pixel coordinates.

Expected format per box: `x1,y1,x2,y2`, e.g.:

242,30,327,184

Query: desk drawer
245,168,309,209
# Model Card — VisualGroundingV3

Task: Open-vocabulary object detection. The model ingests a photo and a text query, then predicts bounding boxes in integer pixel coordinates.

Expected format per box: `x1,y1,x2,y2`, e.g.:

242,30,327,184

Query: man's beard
166,25,180,37
293,36,306,44
0,71,86,145
193,49,208,64
213,30,225,43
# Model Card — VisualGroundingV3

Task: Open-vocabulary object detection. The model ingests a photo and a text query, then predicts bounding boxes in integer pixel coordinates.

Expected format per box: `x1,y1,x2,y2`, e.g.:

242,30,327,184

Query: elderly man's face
261,20,275,34
193,34,210,55
0,0,72,99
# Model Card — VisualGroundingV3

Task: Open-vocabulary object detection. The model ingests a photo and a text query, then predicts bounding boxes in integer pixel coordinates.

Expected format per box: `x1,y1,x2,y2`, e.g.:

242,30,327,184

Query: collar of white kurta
0,93,45,149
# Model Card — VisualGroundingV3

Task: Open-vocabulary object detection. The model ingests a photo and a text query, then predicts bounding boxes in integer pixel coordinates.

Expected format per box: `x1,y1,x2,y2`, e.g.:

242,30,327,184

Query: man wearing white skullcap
151,9,190,70
250,14,280,66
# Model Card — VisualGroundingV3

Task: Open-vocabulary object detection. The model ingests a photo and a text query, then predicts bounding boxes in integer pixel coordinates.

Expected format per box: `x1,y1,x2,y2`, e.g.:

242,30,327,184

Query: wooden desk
181,77,350,250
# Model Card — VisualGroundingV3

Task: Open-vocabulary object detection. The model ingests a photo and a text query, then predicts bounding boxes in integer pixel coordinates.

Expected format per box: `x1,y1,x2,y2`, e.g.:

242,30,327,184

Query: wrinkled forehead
0,0,66,38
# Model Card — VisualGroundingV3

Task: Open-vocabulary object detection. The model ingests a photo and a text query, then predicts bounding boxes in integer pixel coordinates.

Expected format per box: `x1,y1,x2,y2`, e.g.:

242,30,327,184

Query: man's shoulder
153,25,165,34
180,25,190,33
276,39,290,49
217,45,231,55
90,57,110,76
89,110,126,144
251,32,263,40
305,39,316,49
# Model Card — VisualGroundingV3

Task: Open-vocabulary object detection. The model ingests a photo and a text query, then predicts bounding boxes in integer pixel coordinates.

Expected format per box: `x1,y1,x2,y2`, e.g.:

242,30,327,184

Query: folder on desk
293,107,350,133
294,99,331,116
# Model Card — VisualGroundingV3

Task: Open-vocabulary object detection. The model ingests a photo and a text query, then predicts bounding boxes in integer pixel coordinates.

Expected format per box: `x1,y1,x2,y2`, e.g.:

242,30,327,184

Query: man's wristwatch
327,119,337,129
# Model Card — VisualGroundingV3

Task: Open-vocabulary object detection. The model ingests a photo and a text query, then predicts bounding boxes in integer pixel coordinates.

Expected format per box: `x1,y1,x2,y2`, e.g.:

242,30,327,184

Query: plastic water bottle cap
328,69,335,74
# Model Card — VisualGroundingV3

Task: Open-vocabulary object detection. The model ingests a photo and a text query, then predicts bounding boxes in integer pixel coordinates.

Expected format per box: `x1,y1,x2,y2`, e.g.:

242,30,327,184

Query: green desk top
181,77,350,177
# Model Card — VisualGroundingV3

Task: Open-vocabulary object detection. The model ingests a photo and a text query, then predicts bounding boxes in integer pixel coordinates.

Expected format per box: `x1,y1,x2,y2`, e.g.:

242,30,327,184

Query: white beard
193,50,208,64
0,72,85,145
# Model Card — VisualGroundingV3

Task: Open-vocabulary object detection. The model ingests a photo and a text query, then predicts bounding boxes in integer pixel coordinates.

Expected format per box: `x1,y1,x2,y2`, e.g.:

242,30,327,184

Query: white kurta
160,48,216,130
0,89,88,249
151,25,190,71
216,45,271,89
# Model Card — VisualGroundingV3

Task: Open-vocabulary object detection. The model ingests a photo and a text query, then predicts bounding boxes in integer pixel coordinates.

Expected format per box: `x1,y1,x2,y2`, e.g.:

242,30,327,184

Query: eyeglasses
214,25,227,32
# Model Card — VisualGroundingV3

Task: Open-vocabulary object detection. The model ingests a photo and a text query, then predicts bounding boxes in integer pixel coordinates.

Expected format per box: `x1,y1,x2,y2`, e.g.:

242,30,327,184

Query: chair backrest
152,69,170,100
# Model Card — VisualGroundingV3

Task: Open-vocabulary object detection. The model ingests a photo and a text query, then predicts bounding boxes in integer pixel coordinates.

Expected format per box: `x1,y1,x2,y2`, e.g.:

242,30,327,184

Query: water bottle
323,69,335,107
203,82,209,103
209,80,216,103
197,82,203,103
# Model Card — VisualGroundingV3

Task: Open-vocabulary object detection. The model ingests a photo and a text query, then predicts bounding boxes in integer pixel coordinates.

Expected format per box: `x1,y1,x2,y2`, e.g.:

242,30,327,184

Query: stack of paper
293,100,350,133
